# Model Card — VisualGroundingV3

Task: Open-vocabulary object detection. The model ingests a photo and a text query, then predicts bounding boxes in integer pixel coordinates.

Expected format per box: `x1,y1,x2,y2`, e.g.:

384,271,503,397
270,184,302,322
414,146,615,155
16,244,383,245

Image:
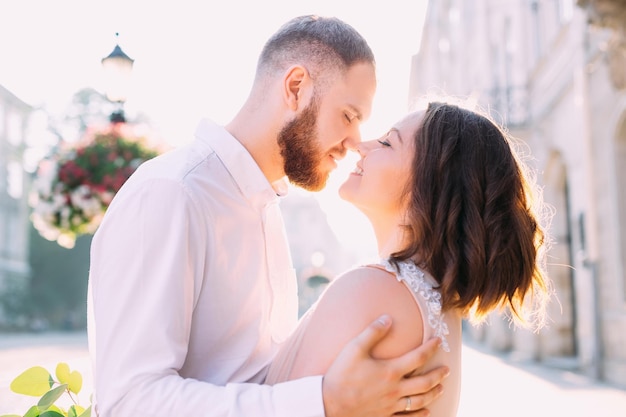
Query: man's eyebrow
389,128,404,144
347,104,364,121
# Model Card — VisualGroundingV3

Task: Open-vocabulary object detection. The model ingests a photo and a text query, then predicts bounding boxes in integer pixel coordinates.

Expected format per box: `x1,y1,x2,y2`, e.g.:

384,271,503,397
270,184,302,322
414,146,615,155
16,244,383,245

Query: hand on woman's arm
289,267,449,417
323,318,447,417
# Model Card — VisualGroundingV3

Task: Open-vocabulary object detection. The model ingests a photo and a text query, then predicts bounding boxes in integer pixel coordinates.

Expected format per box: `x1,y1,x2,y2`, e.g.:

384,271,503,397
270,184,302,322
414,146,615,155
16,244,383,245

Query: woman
266,101,551,416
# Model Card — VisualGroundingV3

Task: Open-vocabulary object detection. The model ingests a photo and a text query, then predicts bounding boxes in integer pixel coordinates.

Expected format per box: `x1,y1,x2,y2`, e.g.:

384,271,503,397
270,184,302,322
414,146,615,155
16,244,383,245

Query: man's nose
343,130,362,152
355,140,371,157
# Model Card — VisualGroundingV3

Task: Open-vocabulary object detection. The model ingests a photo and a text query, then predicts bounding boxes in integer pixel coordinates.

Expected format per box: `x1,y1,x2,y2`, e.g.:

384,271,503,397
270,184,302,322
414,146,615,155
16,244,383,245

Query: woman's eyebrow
388,128,404,144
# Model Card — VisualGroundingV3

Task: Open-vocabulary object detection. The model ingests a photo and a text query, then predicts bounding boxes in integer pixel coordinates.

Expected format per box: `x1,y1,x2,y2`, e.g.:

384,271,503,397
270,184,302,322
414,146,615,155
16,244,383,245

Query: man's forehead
327,63,376,118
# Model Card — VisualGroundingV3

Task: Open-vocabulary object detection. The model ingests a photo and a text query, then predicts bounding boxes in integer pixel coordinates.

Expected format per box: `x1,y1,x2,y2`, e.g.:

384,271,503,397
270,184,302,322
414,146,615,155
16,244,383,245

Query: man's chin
293,180,326,192
289,172,328,192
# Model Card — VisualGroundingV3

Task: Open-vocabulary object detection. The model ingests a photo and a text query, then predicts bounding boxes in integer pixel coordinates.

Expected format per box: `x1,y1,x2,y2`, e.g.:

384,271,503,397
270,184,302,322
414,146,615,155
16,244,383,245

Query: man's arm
89,177,444,417
88,178,326,417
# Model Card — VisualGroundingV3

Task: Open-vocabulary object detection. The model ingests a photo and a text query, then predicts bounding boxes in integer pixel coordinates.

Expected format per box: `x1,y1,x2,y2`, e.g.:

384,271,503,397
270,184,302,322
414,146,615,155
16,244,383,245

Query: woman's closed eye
377,131,394,147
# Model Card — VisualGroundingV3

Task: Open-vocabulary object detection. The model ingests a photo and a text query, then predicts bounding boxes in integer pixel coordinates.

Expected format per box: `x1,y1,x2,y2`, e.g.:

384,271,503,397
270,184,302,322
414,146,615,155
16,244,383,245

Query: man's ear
282,65,312,111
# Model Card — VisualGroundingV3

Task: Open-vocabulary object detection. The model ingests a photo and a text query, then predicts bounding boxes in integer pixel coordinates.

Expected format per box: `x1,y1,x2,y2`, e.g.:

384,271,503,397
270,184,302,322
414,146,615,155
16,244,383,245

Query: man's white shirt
87,119,324,417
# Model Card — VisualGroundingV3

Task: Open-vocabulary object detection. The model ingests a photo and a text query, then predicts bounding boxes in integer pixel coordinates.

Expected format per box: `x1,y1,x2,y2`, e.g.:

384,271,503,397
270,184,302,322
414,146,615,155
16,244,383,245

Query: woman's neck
368,214,407,260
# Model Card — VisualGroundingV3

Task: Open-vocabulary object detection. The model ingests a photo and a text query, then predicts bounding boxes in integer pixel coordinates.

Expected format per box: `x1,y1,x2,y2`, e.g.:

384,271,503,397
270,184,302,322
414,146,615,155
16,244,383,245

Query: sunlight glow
0,0,427,258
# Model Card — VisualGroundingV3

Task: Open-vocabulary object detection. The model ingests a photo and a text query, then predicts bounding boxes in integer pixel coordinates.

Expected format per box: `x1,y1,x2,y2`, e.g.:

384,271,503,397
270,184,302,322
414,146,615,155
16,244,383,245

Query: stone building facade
410,0,626,388
0,84,33,326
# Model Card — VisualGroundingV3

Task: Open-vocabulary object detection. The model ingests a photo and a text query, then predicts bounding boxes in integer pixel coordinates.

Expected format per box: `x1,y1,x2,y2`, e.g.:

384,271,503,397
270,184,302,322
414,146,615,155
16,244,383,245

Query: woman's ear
282,65,312,111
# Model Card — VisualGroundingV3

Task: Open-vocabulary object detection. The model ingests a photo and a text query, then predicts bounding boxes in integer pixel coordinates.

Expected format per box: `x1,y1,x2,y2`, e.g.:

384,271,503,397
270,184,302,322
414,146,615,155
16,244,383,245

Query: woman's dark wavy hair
390,102,551,327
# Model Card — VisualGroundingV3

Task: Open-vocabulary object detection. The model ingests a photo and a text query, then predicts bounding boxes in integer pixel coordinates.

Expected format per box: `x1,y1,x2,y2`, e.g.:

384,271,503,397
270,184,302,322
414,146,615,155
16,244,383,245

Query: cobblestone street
1,332,625,416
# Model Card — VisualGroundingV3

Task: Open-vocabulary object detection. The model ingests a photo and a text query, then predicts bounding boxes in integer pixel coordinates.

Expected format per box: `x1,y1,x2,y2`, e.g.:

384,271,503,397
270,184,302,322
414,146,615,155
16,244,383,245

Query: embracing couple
87,15,551,417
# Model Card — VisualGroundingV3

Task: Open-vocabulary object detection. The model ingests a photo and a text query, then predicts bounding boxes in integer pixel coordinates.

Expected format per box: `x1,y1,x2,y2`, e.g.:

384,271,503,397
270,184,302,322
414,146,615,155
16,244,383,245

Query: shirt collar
194,118,288,208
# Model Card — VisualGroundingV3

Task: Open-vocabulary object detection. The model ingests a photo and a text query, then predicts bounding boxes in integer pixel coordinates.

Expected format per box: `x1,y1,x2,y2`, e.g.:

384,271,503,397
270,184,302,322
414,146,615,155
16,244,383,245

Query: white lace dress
379,259,452,352
265,259,462,417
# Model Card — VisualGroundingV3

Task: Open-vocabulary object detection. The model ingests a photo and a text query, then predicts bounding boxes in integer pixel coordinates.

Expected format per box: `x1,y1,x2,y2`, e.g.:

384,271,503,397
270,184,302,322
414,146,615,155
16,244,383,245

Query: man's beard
277,99,328,192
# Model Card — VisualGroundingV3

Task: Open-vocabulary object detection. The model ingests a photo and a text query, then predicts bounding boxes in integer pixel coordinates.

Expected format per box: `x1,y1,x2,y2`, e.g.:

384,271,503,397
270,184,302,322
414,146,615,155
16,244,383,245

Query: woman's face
339,110,425,217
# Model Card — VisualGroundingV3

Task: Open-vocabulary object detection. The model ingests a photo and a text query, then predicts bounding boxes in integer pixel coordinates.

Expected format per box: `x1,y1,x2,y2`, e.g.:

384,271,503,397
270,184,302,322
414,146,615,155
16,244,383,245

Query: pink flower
31,125,161,247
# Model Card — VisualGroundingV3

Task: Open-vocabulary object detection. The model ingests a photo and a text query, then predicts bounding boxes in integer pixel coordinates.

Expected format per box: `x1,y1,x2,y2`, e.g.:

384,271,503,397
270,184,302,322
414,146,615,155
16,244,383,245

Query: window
558,0,574,24
530,0,543,61
7,111,22,146
617,117,626,300
7,161,23,199
0,102,5,136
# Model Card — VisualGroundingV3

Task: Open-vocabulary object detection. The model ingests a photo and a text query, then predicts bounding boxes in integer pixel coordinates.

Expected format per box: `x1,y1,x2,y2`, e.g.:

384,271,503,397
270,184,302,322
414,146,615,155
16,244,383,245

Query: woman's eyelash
345,113,355,123
377,140,391,147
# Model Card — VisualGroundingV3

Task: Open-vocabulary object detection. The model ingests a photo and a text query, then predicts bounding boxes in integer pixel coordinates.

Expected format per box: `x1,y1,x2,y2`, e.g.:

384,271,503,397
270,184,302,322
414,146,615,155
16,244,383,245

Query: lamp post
101,33,134,123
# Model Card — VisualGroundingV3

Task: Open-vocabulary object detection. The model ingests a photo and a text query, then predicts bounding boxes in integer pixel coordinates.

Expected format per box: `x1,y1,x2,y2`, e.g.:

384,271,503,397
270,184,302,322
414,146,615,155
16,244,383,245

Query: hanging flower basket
30,123,163,249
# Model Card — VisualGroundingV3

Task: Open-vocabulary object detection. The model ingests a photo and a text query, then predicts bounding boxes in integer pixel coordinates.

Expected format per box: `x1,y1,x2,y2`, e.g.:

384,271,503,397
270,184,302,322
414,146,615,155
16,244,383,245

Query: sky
0,0,428,258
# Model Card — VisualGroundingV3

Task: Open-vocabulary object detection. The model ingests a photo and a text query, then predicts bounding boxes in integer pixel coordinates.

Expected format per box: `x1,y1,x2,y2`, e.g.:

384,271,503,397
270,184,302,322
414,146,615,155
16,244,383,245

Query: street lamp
101,33,134,123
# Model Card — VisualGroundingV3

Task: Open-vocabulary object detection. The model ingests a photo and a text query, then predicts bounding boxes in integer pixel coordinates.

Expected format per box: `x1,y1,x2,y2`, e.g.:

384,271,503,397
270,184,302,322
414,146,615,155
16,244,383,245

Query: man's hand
322,315,448,417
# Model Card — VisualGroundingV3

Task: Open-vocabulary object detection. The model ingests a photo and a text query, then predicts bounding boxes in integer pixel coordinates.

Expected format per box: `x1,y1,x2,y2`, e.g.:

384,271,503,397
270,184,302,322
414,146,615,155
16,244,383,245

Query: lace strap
380,259,450,352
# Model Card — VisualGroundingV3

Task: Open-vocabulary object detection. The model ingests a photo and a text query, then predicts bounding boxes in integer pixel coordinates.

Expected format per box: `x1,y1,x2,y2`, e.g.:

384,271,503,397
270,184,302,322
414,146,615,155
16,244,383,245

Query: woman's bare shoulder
286,264,427,378
313,264,425,359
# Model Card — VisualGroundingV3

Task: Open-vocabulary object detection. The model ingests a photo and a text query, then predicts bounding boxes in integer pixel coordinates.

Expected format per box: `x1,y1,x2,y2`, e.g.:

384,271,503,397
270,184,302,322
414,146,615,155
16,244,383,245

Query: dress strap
379,259,450,352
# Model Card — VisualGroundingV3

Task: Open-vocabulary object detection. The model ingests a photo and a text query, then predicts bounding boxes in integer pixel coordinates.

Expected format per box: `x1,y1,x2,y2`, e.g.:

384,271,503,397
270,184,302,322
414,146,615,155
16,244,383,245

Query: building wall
586,50,626,385
0,84,32,326
410,0,626,387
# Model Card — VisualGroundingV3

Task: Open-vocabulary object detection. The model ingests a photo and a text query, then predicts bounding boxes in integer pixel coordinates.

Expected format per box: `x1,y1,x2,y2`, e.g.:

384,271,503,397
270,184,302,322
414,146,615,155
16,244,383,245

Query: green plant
1,363,91,417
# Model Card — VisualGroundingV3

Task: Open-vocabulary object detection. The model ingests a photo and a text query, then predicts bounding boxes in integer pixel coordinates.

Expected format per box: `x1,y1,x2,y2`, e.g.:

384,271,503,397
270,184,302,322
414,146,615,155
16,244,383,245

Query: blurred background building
0,0,624,393
410,0,625,388
0,26,359,332
0,85,33,328
281,191,360,316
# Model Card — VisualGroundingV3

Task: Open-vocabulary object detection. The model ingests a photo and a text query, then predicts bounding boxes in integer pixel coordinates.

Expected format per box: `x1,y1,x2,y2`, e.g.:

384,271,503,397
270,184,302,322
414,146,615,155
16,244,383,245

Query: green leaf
23,406,40,417
55,363,70,385
46,406,64,416
37,384,68,410
67,371,82,394
10,367,53,396
67,405,85,417
77,406,91,417
39,412,65,417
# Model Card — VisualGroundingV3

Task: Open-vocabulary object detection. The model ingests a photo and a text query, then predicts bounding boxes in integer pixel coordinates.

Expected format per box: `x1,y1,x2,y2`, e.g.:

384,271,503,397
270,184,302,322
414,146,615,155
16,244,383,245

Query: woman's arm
287,266,425,379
